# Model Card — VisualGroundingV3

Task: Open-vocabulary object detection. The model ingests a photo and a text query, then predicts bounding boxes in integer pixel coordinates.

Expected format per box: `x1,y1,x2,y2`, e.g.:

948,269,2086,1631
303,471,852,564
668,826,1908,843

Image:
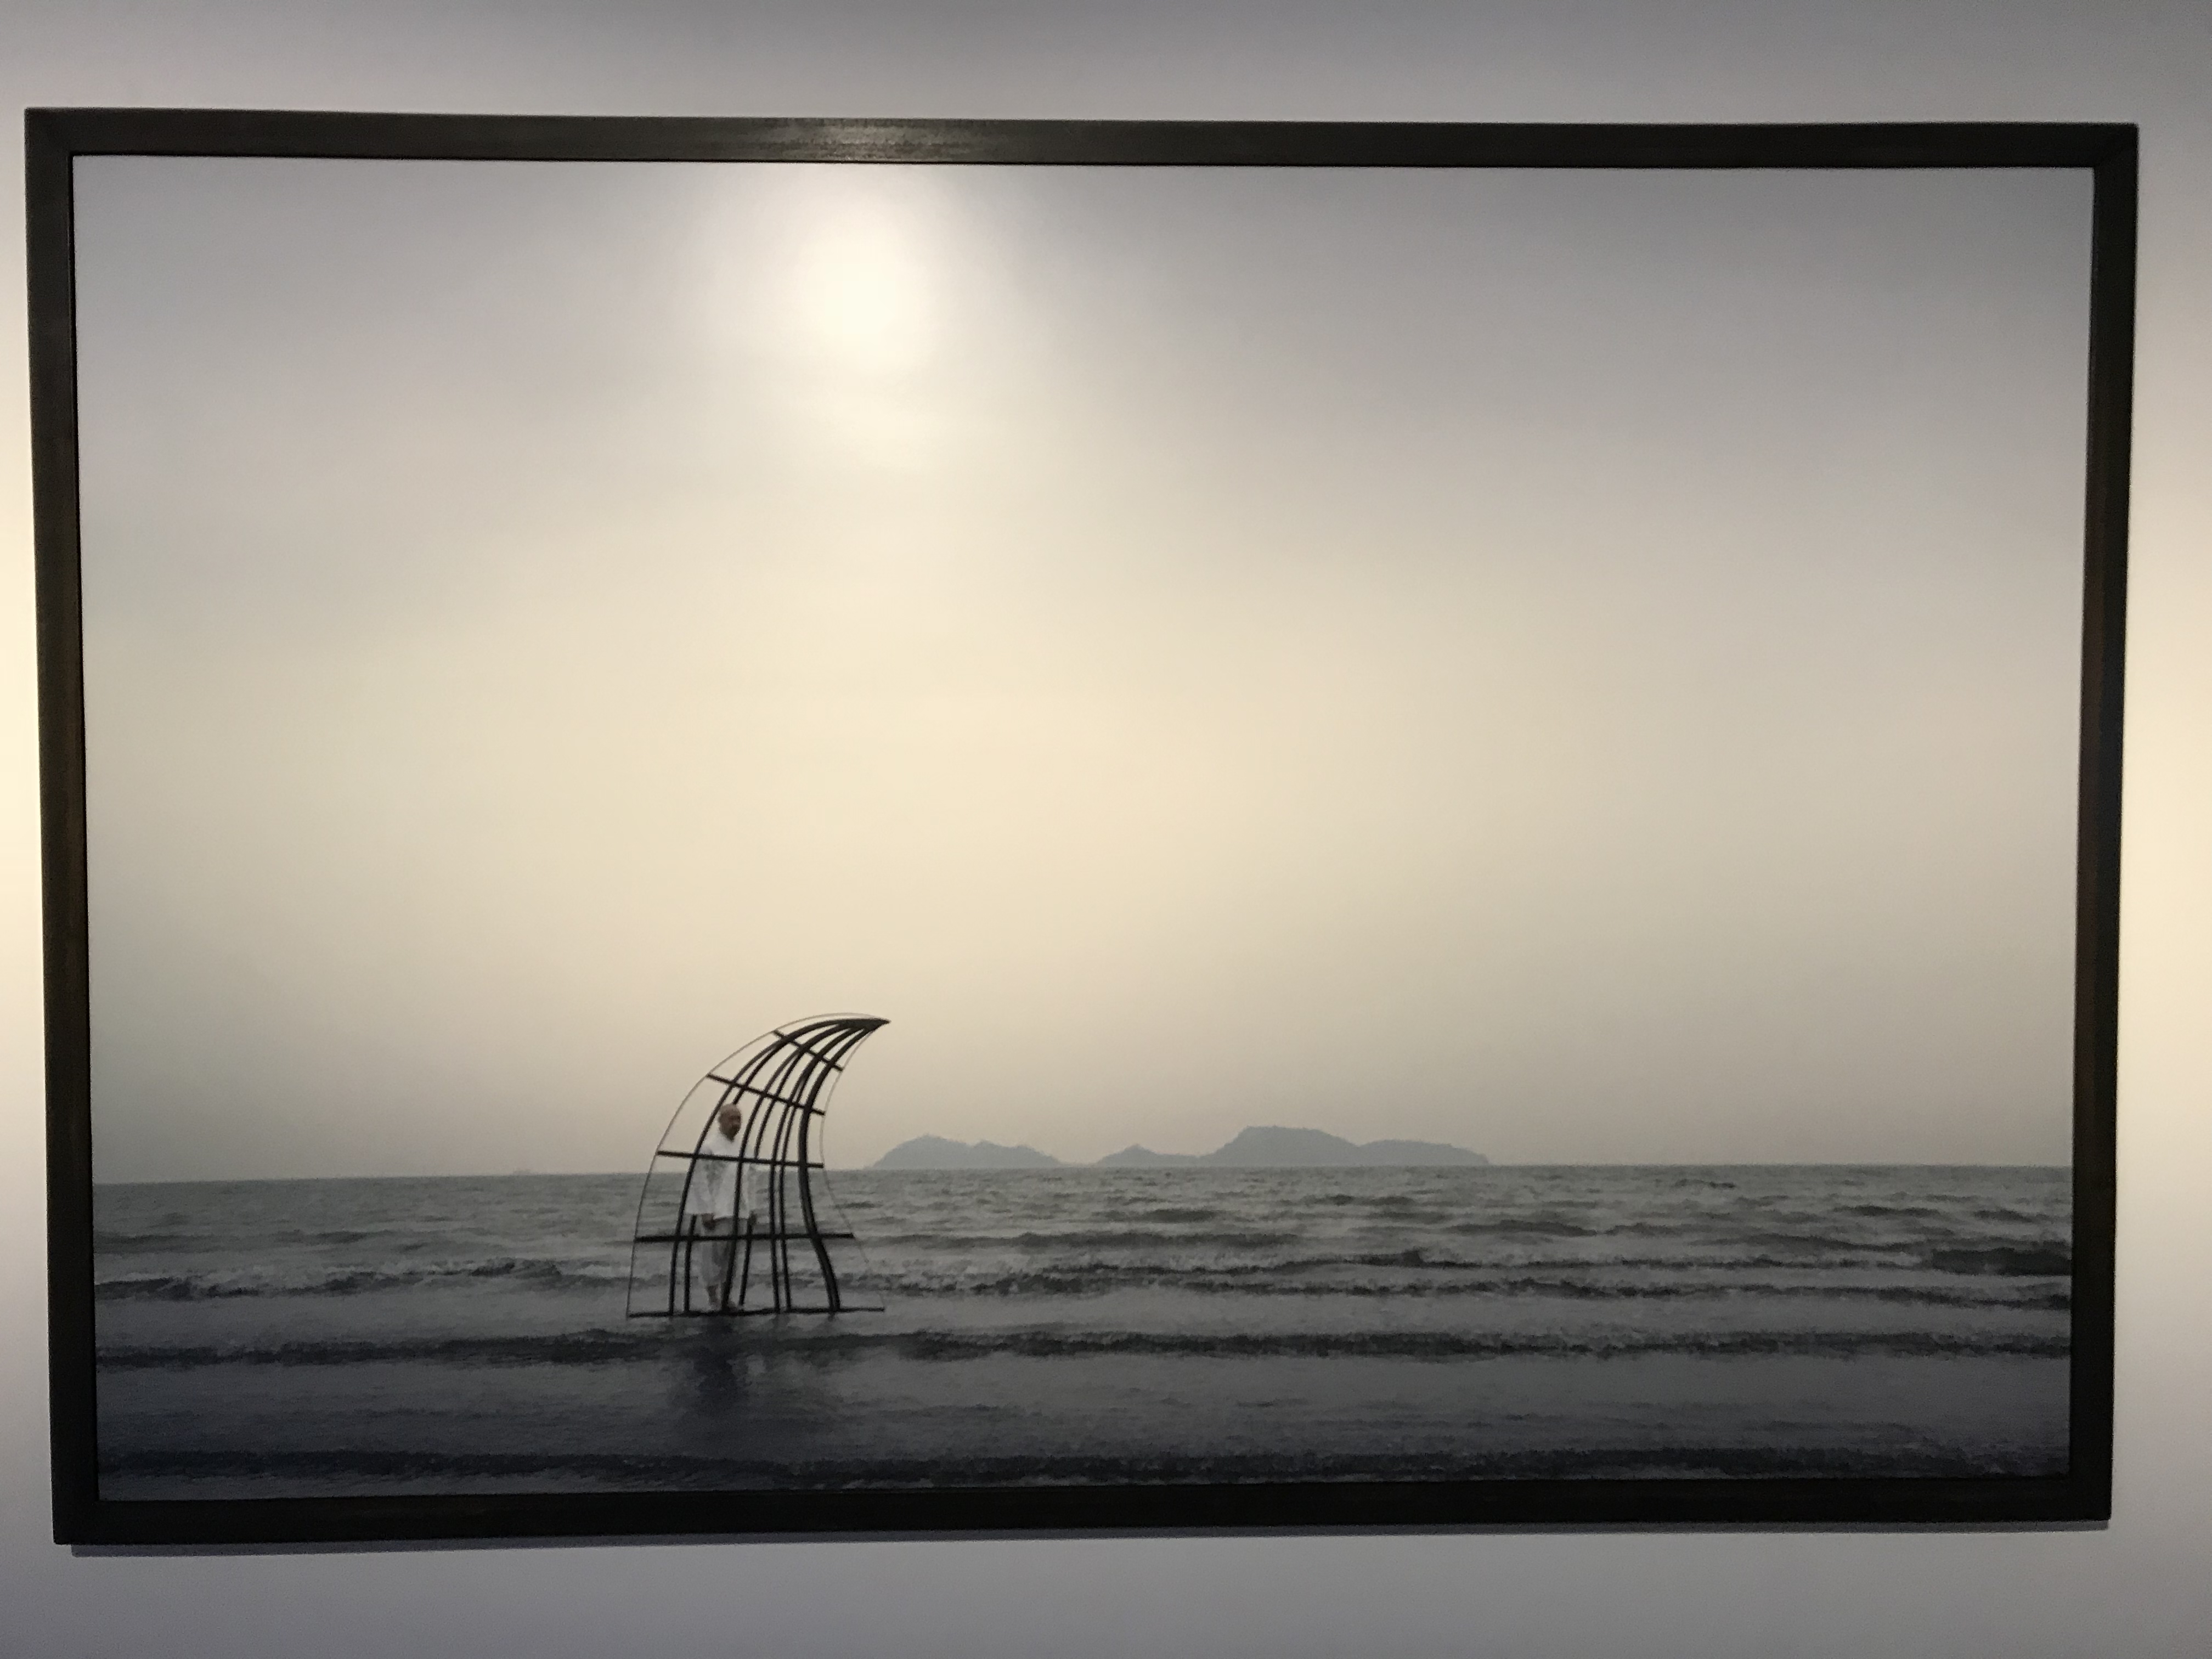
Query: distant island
872,1135,1064,1170
871,1125,1488,1170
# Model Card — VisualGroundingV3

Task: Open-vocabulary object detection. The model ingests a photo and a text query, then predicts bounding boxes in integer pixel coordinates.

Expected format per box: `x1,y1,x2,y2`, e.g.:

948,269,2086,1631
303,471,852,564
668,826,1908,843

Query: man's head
714,1099,746,1141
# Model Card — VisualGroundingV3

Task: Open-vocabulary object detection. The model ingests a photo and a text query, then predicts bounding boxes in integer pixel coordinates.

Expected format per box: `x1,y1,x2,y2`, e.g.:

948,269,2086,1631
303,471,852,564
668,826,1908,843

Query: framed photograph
31,112,2131,1544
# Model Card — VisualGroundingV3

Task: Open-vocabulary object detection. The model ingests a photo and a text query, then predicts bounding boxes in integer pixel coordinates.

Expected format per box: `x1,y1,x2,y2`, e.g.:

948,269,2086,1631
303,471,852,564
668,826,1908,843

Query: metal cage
625,1014,885,1318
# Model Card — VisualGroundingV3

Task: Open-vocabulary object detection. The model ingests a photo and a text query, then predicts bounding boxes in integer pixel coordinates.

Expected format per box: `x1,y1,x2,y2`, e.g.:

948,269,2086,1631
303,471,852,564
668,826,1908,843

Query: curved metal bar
795,1103,842,1312
750,1040,823,1311
768,1092,806,1311
755,1019,870,1310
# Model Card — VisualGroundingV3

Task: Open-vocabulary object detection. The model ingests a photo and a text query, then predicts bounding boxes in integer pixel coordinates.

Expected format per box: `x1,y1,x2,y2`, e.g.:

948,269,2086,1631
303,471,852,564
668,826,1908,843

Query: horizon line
91,1158,2080,1187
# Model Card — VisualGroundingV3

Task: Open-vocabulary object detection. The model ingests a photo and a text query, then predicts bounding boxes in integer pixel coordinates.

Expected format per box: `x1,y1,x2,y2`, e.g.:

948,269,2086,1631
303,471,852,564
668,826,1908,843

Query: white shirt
691,1122,743,1220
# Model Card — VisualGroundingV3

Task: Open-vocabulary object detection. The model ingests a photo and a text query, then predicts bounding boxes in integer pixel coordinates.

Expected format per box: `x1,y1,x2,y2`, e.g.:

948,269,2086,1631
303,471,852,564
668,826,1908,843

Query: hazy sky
71,155,2093,1179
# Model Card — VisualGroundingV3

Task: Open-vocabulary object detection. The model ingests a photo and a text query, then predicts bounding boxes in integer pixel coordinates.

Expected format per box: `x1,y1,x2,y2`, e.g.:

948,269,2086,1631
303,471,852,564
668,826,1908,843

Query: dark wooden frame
29,110,2133,1546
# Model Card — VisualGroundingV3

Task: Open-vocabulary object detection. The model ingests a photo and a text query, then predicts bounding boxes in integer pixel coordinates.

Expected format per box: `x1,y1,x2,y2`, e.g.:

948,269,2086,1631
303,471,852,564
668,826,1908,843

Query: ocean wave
864,1229,1308,1252
886,1328,2072,1363
1601,1226,1911,1255
859,1265,2068,1308
97,1226,390,1251
1129,1207,1223,1223
858,1245,2016,1283
1445,1217,1603,1239
98,1330,660,1369
98,1323,2072,1373
94,1257,628,1302
94,1239,2072,1304
1926,1245,2072,1277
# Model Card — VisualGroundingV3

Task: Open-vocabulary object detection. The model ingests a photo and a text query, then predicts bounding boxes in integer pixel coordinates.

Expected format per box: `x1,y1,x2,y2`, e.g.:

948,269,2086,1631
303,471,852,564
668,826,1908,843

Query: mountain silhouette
872,1135,1063,1170
874,1125,1486,1170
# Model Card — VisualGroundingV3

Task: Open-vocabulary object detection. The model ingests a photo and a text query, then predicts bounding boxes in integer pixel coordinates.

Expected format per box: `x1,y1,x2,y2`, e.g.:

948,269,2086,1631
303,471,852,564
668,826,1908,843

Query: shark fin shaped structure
626,1014,887,1318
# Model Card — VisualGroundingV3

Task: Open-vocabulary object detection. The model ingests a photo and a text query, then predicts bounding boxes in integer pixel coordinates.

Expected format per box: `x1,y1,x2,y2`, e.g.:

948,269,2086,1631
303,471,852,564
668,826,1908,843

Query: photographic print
33,116,2129,1541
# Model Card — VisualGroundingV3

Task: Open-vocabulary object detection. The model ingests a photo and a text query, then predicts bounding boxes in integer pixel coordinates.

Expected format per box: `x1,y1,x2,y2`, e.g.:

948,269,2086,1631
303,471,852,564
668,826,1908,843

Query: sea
91,1165,2072,1498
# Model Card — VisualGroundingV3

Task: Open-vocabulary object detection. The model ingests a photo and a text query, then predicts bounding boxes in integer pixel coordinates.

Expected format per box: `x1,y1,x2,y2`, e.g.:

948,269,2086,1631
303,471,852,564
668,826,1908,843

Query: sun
782,179,940,377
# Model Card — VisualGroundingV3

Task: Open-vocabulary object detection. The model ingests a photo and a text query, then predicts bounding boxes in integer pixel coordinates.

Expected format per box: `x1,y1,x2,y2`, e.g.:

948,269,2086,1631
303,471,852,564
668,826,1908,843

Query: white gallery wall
2,1,2207,1654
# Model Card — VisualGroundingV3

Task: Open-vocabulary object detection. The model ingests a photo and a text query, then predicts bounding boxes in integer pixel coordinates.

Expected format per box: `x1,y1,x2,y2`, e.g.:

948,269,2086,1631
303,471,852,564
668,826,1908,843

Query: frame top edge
24,108,2138,167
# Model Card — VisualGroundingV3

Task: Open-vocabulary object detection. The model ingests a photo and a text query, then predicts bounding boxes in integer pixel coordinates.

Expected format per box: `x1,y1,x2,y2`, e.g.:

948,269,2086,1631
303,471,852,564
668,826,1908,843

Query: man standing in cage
690,1096,748,1312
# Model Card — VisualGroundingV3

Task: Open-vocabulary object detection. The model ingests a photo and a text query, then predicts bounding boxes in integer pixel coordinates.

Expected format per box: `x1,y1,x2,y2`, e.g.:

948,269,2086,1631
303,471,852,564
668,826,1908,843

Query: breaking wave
95,1257,627,1302
97,1322,2070,1373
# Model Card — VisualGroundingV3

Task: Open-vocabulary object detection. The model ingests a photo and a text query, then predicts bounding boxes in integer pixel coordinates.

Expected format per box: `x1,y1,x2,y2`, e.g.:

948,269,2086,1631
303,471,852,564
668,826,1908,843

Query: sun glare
693,168,1006,468
782,183,940,376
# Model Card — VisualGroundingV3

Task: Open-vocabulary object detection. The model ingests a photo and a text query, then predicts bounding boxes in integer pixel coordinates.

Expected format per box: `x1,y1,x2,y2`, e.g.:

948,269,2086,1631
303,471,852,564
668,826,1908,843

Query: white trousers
692,1215,739,1310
